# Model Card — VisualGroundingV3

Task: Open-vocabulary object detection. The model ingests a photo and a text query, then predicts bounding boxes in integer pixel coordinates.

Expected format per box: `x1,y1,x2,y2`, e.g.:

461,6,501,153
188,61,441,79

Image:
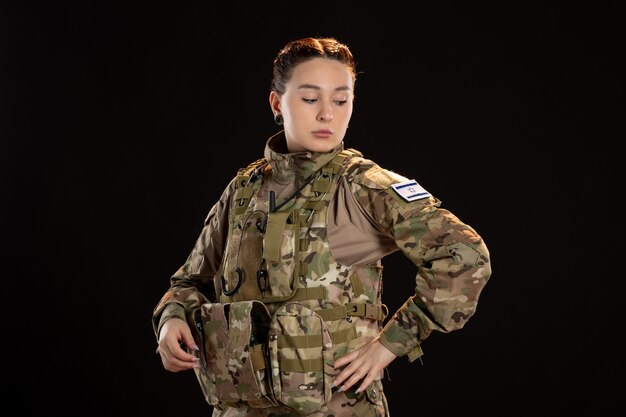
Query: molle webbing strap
329,326,358,344
300,148,362,216
276,329,357,377
315,303,388,322
302,200,325,211
311,167,333,193
235,185,254,199
278,333,322,348
277,325,356,349
279,357,324,373
232,158,267,216
232,177,253,216
327,148,362,172
250,344,266,370
349,274,365,297
302,153,350,210
296,149,363,280
290,286,327,301
262,211,291,262
307,148,361,197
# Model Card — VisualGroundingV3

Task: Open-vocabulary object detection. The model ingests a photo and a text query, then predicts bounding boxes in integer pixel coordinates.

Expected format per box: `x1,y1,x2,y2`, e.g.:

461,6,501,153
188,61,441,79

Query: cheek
283,102,306,122
339,106,353,122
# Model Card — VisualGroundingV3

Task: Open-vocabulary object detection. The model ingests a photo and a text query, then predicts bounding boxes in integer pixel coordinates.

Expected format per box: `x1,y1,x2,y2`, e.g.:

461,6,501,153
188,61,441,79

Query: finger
180,327,200,353
334,349,358,369
170,340,198,362
335,356,367,390
338,365,368,392
354,373,376,394
163,355,200,372
332,358,358,387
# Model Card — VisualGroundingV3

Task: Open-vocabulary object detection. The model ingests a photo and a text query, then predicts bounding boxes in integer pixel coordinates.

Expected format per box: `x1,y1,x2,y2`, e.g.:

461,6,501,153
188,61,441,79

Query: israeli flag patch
391,180,431,202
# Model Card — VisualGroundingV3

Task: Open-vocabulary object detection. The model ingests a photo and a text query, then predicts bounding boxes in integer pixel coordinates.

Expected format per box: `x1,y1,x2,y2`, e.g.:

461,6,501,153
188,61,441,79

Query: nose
316,102,333,122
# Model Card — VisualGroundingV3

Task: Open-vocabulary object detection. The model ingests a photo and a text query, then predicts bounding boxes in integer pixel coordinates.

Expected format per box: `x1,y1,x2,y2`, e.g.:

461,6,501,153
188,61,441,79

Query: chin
307,140,341,153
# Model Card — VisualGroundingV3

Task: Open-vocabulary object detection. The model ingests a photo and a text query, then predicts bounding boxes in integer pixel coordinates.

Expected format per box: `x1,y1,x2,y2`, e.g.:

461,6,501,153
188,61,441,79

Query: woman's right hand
157,318,200,372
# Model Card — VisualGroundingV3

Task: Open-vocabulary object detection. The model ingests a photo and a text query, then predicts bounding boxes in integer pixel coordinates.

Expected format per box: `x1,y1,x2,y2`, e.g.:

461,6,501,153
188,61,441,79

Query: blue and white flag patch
391,180,431,202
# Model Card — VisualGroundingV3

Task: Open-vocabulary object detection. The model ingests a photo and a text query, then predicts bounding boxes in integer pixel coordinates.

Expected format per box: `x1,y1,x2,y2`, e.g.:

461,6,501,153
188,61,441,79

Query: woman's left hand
332,337,397,394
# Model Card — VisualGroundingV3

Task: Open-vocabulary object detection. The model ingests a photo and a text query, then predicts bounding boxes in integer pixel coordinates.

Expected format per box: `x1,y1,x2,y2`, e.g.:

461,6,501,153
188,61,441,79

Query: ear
269,91,281,115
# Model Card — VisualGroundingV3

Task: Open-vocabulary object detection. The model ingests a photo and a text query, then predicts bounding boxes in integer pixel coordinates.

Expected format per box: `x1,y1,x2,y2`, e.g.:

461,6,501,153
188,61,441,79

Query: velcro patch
391,180,431,202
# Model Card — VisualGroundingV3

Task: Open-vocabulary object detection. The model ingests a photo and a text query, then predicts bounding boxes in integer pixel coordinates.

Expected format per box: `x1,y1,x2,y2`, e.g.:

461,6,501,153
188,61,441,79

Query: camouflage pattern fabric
210,381,388,417
190,301,276,408
268,302,334,415
344,161,491,360
152,131,492,417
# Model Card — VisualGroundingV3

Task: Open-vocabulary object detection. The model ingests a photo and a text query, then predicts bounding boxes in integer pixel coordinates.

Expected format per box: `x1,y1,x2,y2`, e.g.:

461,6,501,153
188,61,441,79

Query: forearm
380,209,492,360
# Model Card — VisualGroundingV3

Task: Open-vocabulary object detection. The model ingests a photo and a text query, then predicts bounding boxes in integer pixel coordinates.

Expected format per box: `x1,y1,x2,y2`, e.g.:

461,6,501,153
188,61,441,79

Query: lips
312,130,332,138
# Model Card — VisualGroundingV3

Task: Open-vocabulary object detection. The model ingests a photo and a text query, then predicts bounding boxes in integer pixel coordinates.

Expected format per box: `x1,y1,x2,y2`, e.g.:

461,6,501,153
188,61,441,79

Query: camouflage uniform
152,131,492,416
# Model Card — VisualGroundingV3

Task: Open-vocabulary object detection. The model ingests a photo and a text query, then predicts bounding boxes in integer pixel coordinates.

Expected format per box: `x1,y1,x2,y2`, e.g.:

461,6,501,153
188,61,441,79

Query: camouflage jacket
152,131,492,415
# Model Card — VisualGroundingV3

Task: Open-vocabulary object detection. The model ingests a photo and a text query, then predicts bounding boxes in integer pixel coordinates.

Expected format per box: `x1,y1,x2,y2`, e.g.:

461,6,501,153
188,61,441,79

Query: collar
263,131,345,186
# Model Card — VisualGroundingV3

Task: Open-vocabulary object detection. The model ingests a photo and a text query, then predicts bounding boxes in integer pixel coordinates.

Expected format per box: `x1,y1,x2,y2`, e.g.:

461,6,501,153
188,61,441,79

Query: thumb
179,324,200,352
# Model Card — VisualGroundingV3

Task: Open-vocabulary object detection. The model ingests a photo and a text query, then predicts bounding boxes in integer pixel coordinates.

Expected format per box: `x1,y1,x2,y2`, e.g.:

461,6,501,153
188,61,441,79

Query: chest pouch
190,300,277,409
219,209,300,303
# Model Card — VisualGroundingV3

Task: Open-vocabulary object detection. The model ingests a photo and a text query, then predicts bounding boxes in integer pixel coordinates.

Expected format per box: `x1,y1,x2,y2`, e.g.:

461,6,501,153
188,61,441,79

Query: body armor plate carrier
188,149,388,415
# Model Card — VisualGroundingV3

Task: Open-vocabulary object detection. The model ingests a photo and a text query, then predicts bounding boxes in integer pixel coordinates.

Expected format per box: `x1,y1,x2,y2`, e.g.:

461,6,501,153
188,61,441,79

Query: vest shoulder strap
231,158,268,216
325,148,363,173
237,157,268,177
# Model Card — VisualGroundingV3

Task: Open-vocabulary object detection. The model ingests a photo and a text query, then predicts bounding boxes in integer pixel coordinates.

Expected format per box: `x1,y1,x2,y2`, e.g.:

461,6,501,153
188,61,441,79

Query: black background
2,1,620,416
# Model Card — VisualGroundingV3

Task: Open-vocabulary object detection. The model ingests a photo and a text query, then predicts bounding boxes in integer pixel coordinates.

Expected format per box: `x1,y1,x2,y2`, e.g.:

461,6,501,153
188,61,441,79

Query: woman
152,37,492,417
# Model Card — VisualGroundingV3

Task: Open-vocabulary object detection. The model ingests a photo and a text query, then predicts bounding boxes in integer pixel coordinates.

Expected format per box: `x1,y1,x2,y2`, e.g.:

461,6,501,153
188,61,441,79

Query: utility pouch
190,300,277,408
219,211,267,301
261,210,300,302
268,302,334,415
218,209,300,303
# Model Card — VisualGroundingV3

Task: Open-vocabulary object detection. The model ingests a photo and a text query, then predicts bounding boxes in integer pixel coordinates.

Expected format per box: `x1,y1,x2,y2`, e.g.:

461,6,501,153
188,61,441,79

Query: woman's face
270,57,354,153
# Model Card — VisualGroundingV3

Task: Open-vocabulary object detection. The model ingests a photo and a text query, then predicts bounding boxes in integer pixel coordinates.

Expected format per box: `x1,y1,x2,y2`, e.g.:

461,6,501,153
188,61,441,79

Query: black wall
2,2,620,416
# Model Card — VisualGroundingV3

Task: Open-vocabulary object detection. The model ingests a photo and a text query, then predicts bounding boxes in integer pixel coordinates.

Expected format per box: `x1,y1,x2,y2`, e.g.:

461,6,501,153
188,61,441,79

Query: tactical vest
189,148,388,415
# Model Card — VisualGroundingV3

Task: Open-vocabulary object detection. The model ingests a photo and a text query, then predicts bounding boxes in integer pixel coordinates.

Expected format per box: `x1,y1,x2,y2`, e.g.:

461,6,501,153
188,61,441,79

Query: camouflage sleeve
151,177,236,340
348,162,492,362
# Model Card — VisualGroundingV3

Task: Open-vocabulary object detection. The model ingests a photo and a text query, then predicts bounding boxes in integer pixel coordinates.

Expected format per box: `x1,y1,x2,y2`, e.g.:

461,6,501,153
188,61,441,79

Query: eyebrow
297,83,351,92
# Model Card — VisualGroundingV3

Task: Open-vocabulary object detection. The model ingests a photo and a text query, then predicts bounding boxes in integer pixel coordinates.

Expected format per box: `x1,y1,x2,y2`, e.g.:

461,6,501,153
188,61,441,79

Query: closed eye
302,98,348,105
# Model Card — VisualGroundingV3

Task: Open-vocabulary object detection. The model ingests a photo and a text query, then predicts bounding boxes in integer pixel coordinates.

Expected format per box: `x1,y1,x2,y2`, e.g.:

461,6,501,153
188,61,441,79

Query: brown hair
270,37,357,95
